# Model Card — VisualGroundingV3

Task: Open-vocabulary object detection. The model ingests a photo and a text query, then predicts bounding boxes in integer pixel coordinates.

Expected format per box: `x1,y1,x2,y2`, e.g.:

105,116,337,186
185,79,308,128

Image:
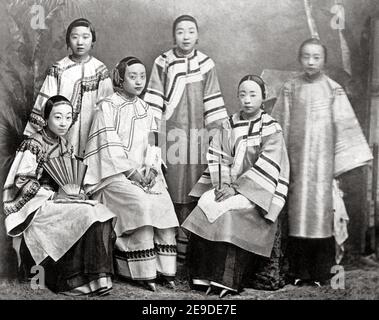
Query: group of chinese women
5,13,369,298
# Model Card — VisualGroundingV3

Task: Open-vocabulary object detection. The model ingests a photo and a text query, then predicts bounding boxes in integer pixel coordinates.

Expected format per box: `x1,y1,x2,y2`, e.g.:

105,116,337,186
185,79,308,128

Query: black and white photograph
0,0,378,308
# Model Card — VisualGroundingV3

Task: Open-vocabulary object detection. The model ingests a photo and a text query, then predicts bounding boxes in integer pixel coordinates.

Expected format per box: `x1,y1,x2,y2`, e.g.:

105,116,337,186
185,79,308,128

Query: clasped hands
125,166,158,189
214,183,238,202
54,190,88,201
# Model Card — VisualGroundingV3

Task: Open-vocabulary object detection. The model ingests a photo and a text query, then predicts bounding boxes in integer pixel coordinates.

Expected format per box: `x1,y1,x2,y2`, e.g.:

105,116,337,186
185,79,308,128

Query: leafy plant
0,0,85,172
0,0,85,277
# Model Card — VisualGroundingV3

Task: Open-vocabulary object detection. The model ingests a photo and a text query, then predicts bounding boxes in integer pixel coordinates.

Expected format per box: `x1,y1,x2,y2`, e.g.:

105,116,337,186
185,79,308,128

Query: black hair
113,56,144,87
66,18,96,49
238,75,266,100
172,15,198,36
298,38,328,63
44,95,73,120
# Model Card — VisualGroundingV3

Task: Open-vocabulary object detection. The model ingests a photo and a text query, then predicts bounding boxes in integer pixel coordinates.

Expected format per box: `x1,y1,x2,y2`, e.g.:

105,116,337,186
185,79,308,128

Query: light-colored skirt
182,204,277,258
23,199,116,265
91,174,179,235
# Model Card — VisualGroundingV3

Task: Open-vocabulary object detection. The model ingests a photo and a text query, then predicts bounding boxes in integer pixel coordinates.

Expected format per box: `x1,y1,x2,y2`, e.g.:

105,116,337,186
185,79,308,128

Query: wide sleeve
96,65,114,107
144,56,166,121
24,66,58,136
332,86,373,176
202,63,228,127
83,100,139,186
3,138,54,236
270,82,292,145
233,131,290,223
188,120,233,197
207,122,234,186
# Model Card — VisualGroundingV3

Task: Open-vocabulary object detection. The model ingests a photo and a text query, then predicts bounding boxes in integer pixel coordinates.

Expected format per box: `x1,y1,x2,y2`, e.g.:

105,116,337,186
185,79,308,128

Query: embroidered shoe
146,281,156,292
219,289,230,299
293,278,304,286
168,280,176,289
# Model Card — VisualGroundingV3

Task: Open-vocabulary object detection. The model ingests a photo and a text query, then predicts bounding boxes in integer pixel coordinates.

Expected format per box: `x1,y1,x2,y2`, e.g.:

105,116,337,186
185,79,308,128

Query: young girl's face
69,26,93,59
238,80,263,117
300,43,325,76
46,103,73,137
174,21,198,55
122,63,146,97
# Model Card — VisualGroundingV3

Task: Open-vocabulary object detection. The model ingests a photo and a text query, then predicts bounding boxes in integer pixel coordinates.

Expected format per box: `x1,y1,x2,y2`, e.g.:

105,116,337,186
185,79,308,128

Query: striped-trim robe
191,111,290,223
182,111,289,256
144,49,228,203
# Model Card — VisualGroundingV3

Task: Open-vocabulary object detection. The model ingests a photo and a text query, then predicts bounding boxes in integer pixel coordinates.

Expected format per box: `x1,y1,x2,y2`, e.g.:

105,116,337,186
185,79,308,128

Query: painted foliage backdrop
0,0,378,277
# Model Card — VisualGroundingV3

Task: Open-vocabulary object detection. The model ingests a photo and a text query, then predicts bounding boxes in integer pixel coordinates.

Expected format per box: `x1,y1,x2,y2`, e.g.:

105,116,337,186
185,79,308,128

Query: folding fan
43,155,87,195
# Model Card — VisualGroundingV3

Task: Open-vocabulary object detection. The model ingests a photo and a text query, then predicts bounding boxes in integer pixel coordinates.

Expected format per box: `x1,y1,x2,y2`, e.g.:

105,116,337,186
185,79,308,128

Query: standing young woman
24,18,113,158
272,38,372,286
144,15,228,260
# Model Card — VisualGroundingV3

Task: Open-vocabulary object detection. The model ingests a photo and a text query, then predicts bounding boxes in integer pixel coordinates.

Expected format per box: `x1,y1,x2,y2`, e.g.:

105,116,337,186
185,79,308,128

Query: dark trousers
188,234,256,292
287,236,335,282
175,202,197,262
19,221,116,293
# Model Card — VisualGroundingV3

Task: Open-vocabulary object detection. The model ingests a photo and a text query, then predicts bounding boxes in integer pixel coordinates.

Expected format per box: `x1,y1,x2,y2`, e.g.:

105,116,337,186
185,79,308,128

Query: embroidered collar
41,129,60,145
173,48,197,59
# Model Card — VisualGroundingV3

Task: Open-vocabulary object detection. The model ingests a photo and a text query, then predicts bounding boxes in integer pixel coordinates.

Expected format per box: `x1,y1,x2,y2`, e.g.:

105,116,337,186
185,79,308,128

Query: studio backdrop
0,0,377,276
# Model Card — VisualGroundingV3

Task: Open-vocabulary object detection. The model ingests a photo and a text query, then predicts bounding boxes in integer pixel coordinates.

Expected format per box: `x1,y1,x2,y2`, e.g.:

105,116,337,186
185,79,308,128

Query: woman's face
238,80,263,117
300,43,325,76
69,26,93,59
174,20,198,55
46,103,73,137
122,63,146,97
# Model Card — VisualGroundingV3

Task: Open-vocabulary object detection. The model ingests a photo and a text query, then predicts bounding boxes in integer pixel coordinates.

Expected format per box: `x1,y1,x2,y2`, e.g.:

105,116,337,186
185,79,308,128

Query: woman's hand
66,193,88,200
54,191,88,201
214,184,237,202
125,169,147,187
54,192,66,200
143,166,158,189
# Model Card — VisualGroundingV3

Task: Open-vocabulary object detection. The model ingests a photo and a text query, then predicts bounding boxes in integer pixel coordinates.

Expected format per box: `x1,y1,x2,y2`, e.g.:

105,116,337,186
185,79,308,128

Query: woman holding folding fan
2,95,116,297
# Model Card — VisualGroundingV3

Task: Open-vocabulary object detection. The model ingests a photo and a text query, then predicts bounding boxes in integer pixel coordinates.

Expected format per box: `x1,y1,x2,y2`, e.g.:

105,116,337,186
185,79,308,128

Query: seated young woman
3,95,116,296
182,75,290,297
84,57,179,292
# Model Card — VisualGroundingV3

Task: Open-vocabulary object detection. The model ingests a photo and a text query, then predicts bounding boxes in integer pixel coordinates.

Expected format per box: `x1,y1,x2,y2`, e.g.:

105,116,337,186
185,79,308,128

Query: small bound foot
219,289,230,299
146,281,156,292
